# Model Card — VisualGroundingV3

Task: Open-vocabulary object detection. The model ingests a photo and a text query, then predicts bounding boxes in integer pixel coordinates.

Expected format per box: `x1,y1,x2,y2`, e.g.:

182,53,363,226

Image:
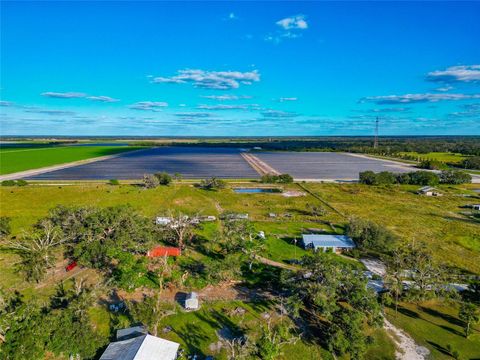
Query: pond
233,188,281,194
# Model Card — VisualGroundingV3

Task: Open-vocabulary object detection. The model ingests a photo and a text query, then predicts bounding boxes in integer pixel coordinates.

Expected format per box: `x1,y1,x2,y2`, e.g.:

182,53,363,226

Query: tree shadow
426,340,452,356
418,305,464,327
396,305,420,319
172,322,209,357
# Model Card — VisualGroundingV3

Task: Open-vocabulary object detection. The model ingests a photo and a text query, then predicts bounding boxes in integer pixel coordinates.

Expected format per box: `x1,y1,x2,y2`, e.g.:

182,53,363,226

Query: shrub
109,179,120,185
260,173,293,184
409,171,439,186
396,173,411,184
0,216,12,238
462,156,480,170
359,171,377,185
154,172,172,186
418,159,445,170
199,177,227,190
375,171,396,185
439,170,471,185
16,179,28,186
346,217,397,252
1,180,16,186
143,174,159,188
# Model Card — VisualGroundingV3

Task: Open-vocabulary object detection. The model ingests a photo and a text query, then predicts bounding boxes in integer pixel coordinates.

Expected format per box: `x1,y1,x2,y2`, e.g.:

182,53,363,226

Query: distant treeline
149,136,480,156
359,170,472,186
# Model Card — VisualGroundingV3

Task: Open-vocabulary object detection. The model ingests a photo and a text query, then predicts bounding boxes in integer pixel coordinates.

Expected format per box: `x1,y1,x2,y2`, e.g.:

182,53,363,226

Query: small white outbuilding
185,292,199,310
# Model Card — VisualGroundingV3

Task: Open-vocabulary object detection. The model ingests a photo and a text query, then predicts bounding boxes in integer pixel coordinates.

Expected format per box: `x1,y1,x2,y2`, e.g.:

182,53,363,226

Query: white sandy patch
384,318,430,360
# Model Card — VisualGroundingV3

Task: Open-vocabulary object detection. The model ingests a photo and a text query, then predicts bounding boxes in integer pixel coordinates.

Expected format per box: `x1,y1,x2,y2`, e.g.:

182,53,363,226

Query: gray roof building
302,234,356,251
100,328,179,360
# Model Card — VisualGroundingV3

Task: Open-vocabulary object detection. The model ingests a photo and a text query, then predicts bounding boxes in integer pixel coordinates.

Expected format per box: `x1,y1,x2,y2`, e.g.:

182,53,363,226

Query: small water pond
233,188,281,194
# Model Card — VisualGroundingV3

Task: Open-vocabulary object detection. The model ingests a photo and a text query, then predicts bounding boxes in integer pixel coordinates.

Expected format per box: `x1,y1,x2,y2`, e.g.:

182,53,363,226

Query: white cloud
24,109,76,116
276,15,308,30
41,91,86,98
360,93,480,104
201,95,252,101
129,101,168,111
0,101,13,106
278,97,298,102
261,110,298,118
435,86,453,92
152,69,260,90
86,96,120,102
426,65,480,83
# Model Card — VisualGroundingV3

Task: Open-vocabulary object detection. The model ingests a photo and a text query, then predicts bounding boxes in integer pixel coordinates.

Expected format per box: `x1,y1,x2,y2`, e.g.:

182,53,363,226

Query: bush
396,173,411,184
346,217,397,252
154,172,172,186
143,174,159,188
1,180,16,186
418,159,445,170
375,171,396,185
359,171,377,185
439,170,471,185
409,171,439,186
199,177,227,190
16,179,28,186
462,156,480,170
0,216,12,238
260,173,293,184
109,179,120,185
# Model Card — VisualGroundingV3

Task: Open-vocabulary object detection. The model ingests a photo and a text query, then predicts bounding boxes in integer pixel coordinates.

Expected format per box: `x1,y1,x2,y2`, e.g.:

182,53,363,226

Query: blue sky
1,1,479,136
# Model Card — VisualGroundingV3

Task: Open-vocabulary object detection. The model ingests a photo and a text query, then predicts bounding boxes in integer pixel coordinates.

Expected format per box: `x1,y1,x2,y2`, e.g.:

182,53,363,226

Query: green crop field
398,152,468,164
0,145,143,174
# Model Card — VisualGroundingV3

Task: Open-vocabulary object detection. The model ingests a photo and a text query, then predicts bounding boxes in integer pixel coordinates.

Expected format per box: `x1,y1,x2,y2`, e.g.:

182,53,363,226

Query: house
100,326,180,360
155,217,172,226
302,234,356,253
147,246,181,257
185,292,199,310
417,186,442,197
472,204,480,211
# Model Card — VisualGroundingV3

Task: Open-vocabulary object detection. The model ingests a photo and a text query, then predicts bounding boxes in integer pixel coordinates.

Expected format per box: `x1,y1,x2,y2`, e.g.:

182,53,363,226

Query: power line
374,117,379,149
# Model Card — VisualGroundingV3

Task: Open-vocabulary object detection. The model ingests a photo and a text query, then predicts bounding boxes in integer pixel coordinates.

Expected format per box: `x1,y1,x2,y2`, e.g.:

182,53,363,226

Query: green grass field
386,301,480,360
398,152,467,164
1,182,479,359
0,145,143,174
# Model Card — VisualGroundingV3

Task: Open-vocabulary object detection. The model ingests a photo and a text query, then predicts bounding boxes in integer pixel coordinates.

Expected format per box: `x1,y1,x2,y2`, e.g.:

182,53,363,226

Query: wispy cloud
86,95,120,102
152,69,260,90
435,86,453,92
426,65,480,83
41,91,86,98
24,109,76,116
41,92,120,102
261,110,298,118
175,112,212,119
201,95,252,101
0,101,13,107
278,97,298,102
276,15,308,30
360,93,480,104
129,101,168,111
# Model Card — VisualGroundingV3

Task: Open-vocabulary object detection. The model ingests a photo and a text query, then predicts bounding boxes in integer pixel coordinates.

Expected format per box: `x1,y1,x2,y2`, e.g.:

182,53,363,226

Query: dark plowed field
27,147,259,180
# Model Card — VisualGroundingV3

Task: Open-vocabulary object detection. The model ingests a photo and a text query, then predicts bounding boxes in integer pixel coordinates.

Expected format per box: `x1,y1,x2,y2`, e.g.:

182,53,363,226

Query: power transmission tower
374,117,379,149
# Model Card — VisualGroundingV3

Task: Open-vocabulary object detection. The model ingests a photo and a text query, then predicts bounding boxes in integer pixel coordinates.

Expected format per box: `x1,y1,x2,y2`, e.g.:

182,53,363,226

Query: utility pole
374,117,379,149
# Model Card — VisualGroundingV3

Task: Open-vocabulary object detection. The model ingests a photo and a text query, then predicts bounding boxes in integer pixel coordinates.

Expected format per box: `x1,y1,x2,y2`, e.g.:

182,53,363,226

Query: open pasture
26,147,259,180
255,152,413,180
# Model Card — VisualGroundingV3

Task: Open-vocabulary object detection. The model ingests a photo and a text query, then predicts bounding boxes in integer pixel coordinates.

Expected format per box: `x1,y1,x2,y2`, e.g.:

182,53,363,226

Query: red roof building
147,246,181,257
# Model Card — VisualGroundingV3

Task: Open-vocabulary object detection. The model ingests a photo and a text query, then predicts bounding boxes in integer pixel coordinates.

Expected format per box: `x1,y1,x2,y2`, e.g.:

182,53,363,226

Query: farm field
398,152,468,164
255,152,413,180
26,147,259,180
0,145,142,175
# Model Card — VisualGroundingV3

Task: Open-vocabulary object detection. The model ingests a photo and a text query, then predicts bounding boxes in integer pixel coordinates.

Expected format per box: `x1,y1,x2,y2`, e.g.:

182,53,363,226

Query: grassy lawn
304,183,480,274
398,152,468,164
386,301,480,360
0,145,144,174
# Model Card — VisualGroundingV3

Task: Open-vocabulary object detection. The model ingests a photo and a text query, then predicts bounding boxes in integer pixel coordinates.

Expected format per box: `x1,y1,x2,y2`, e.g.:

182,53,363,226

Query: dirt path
0,148,146,181
255,255,300,271
384,318,430,360
241,153,280,176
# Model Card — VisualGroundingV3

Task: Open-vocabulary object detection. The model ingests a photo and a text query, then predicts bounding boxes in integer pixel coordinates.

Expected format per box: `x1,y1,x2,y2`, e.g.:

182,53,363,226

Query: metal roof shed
302,234,356,252
99,334,179,360
185,292,199,310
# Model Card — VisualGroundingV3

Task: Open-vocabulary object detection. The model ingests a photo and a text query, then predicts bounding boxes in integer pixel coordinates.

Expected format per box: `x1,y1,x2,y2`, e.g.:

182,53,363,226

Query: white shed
185,292,199,310
155,217,172,226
